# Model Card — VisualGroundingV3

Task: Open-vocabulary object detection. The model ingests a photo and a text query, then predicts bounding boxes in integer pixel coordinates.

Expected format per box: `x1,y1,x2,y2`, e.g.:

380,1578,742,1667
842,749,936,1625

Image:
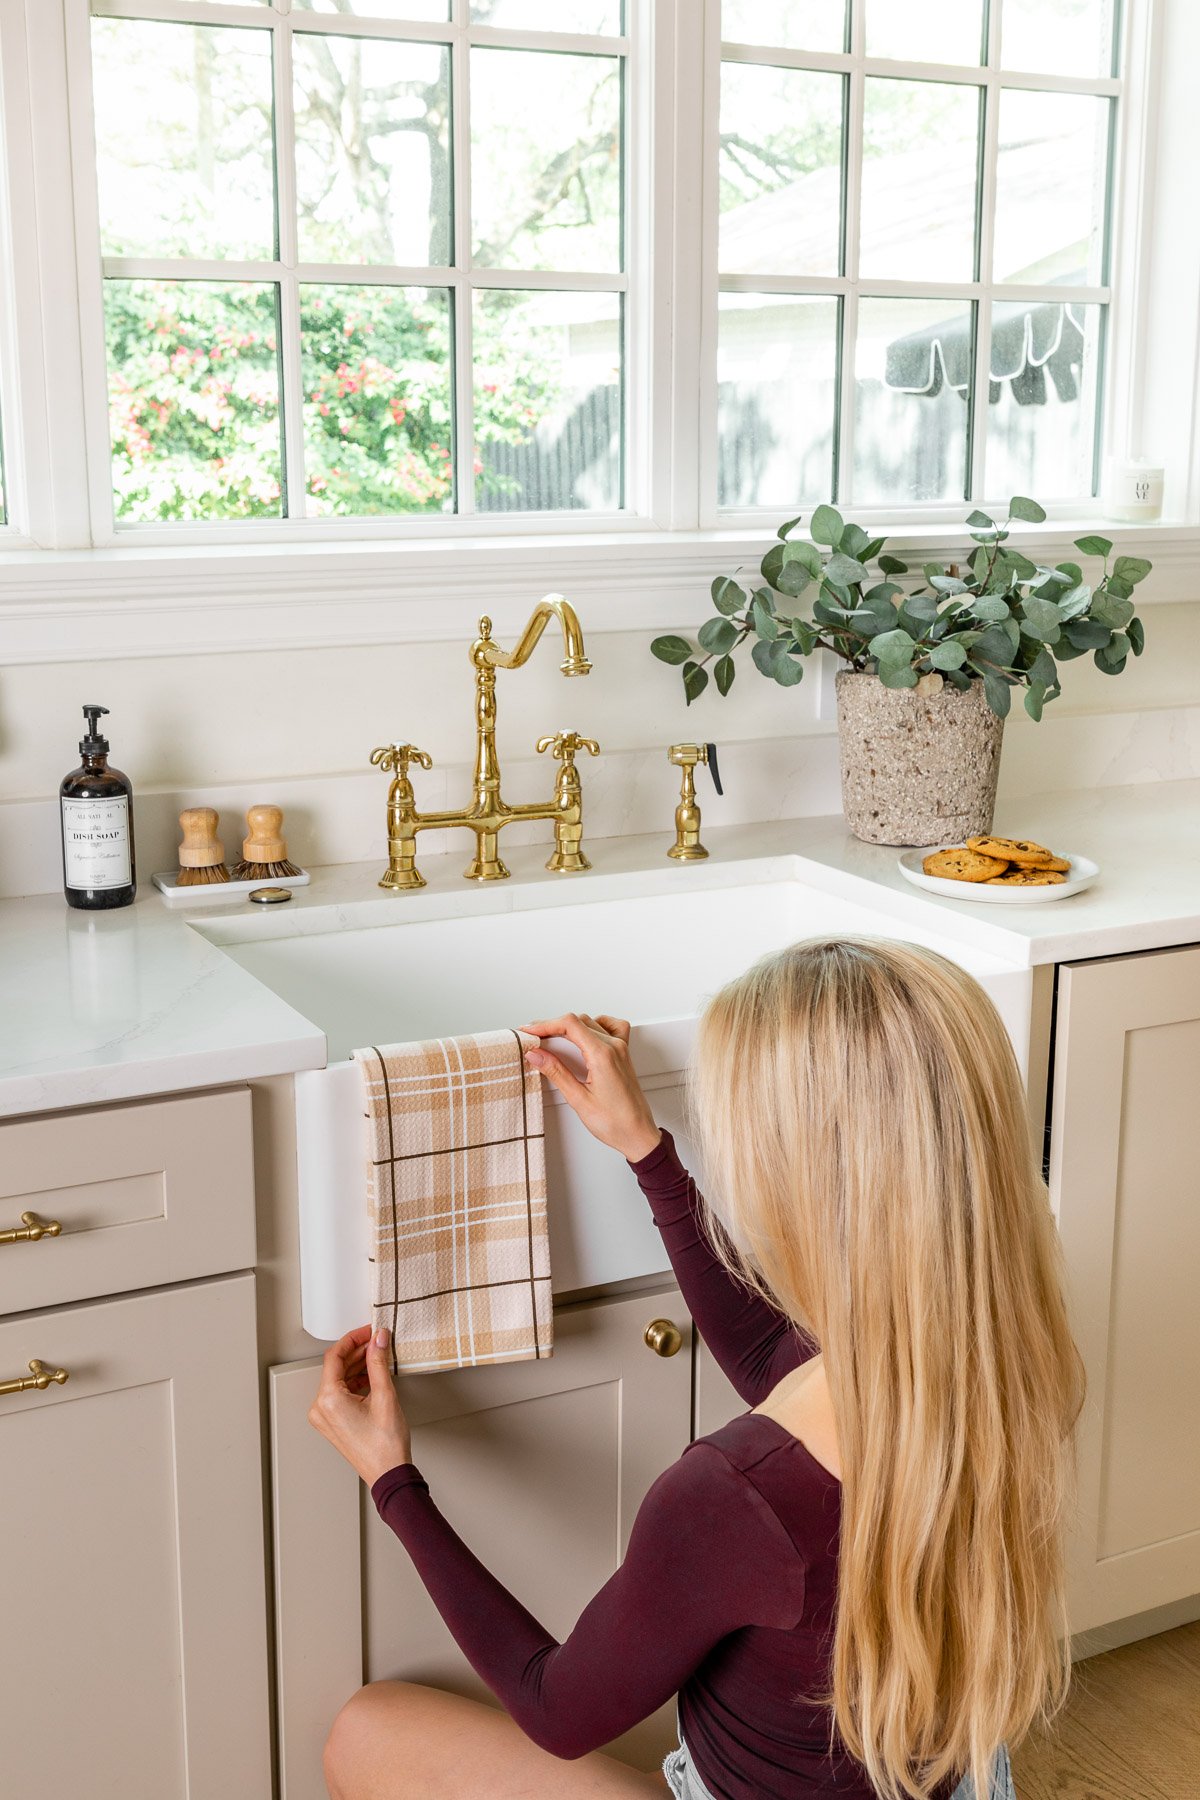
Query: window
712,0,1119,516
85,0,627,527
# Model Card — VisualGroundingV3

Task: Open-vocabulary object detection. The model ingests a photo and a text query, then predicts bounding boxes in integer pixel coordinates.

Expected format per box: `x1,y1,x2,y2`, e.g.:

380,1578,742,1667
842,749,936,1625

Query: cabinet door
1050,946,1200,1633
0,1274,272,1800
271,1286,692,1800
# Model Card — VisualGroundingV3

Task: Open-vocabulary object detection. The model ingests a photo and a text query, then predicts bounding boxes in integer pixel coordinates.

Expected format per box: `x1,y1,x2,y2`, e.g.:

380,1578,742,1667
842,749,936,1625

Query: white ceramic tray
898,849,1099,904
152,868,311,906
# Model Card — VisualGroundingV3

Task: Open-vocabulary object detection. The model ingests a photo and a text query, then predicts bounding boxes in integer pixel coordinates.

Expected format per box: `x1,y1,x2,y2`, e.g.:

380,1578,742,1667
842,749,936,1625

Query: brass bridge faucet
371,596,599,889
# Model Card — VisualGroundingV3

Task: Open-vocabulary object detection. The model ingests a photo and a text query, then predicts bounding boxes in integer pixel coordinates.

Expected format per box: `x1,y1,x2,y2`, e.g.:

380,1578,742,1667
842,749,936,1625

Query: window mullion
274,14,306,520
452,3,474,518
835,1,865,505
968,9,1003,504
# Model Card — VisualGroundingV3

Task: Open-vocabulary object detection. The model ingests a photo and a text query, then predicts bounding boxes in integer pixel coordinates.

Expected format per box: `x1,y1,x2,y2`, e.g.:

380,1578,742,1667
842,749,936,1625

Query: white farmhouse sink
210,874,1031,1338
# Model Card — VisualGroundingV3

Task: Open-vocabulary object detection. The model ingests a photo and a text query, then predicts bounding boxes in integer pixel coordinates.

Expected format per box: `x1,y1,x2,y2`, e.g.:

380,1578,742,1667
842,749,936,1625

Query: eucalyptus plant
652,496,1150,721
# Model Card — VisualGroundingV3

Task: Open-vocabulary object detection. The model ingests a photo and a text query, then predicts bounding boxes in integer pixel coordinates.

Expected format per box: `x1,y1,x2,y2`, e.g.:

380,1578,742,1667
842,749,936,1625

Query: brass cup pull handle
0,1359,70,1397
0,1211,63,1246
644,1318,683,1358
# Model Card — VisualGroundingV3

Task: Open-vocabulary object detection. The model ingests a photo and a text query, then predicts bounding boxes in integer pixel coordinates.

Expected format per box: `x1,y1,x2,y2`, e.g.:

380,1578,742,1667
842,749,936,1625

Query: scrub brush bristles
231,855,302,880
232,805,302,884
176,862,231,885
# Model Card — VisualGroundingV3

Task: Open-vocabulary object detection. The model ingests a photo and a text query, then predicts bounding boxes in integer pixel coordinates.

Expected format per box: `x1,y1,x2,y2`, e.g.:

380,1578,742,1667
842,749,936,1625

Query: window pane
105,281,283,522
853,298,973,503
717,294,838,509
92,19,275,260
472,1,621,29
473,290,621,512
722,1,846,51
860,80,979,282
471,50,621,272
1000,0,1116,77
985,300,1102,500
293,35,451,267
864,0,985,65
301,286,454,515
294,1,449,18
994,90,1110,284
719,64,843,277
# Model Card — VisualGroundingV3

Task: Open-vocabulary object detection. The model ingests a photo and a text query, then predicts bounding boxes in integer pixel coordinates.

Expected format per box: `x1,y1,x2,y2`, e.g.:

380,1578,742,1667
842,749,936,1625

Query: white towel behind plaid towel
353,1028,553,1373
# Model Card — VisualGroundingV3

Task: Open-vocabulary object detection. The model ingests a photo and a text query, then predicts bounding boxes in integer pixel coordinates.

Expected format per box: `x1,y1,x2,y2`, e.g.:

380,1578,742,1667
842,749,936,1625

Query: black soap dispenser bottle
60,705,136,909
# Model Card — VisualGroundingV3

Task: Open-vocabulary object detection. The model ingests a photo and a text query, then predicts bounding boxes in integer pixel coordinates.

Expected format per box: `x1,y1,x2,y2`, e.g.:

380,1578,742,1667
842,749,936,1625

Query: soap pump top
79,703,111,759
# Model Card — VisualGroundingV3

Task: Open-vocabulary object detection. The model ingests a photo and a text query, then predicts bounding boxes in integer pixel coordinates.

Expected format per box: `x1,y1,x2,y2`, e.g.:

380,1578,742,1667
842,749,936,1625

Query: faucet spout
477,595,591,677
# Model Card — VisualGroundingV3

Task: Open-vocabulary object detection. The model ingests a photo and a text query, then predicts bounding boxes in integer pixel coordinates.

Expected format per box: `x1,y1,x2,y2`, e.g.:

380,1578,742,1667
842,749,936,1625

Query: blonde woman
311,939,1085,1800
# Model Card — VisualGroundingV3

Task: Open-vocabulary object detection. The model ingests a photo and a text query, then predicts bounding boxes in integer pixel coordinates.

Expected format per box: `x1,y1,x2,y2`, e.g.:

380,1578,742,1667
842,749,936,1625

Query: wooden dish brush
176,808,230,886
231,805,302,881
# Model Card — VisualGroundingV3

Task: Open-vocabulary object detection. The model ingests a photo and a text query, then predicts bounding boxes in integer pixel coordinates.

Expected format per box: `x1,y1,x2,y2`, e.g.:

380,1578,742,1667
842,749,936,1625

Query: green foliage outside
652,498,1150,721
105,280,558,522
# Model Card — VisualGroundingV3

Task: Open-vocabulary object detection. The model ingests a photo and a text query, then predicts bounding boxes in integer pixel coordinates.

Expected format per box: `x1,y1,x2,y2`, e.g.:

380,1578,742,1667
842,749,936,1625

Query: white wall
2,603,1199,897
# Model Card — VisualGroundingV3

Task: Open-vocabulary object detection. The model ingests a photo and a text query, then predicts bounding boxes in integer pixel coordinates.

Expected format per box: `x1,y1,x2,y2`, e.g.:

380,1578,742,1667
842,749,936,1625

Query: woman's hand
308,1324,412,1488
521,1013,662,1163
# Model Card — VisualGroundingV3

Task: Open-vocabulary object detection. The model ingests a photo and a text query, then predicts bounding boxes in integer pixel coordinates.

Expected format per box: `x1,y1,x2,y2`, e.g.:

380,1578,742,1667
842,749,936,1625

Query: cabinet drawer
0,1088,256,1315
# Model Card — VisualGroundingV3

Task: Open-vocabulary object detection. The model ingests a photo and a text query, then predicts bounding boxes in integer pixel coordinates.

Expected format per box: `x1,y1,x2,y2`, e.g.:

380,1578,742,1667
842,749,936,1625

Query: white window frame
0,0,1198,666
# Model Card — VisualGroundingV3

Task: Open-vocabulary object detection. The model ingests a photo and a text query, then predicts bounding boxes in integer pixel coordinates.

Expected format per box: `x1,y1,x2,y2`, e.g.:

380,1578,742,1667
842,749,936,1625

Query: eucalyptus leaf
1020,595,1063,642
901,592,941,622
1105,574,1134,600
971,594,1011,623
979,666,1013,718
1024,683,1046,722
966,509,995,529
776,515,803,540
1008,495,1047,523
1074,534,1113,558
810,504,843,546
698,615,738,654
839,523,870,558
651,634,693,665
714,653,736,696
682,661,708,704
1112,555,1152,585
1128,615,1145,655
751,638,776,678
1062,618,1111,651
1057,583,1093,620
752,595,779,640
929,639,968,670
710,576,745,616
930,575,968,594
868,627,917,665
1094,649,1127,676
827,550,870,586
1097,630,1131,667
769,641,804,686
1006,549,1038,580
776,558,813,599
877,660,919,689
1027,646,1058,689
1055,561,1084,587
878,554,909,575
784,539,824,576
1091,591,1135,629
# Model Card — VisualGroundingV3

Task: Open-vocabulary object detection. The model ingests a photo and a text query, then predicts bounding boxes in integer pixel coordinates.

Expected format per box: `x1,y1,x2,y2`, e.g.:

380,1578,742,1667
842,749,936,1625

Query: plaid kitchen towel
353,1028,553,1373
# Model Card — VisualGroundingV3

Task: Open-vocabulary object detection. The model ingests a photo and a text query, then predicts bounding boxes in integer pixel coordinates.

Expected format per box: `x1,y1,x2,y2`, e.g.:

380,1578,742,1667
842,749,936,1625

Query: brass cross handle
370,744,433,778
0,1359,70,1397
536,731,600,762
0,1211,62,1246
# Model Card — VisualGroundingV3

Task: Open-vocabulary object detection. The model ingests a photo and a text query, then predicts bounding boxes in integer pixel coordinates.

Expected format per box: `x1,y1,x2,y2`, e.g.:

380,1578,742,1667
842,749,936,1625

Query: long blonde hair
689,938,1084,1800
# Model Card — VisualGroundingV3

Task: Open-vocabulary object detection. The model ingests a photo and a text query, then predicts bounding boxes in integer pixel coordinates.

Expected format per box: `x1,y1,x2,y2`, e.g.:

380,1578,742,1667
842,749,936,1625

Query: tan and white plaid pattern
353,1028,553,1374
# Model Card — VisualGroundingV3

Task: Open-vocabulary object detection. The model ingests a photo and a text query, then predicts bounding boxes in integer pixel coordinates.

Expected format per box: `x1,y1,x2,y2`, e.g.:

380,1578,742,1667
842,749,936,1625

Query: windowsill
2,519,1197,665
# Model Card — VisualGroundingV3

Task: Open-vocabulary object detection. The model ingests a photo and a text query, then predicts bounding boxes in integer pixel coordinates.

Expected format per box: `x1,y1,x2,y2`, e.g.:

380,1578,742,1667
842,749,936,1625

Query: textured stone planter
835,671,1004,847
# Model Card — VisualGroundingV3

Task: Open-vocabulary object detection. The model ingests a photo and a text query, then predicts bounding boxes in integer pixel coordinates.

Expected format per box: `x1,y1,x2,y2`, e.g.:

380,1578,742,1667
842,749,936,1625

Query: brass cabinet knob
644,1318,683,1357
0,1211,63,1246
0,1359,70,1397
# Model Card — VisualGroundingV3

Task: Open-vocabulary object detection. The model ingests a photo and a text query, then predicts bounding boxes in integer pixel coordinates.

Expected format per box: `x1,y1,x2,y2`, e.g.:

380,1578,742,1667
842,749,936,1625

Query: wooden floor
1012,1621,1200,1799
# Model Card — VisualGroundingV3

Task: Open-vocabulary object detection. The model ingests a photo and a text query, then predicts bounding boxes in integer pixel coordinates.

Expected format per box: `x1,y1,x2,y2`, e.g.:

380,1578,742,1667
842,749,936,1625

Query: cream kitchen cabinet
0,1272,272,1800
270,1284,693,1800
1050,944,1200,1635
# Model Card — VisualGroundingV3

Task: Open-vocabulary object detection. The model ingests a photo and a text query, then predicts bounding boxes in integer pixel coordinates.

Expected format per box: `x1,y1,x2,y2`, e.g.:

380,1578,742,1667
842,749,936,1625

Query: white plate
897,849,1099,904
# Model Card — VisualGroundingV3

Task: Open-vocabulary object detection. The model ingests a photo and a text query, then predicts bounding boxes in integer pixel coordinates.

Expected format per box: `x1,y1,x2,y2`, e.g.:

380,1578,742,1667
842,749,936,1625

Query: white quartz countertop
1,777,1197,1118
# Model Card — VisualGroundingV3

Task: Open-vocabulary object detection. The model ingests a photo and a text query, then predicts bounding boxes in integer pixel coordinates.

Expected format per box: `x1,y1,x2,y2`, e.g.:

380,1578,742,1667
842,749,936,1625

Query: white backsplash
5,700,1199,900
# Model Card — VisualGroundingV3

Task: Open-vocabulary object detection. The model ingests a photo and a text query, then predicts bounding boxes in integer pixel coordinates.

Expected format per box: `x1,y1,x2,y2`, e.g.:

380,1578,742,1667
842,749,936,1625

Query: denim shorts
661,1735,1016,1800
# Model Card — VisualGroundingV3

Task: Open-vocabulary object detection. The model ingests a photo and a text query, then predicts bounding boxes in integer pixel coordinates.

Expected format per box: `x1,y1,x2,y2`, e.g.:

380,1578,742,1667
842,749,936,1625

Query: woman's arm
522,1014,817,1405
370,1442,806,1759
630,1130,816,1405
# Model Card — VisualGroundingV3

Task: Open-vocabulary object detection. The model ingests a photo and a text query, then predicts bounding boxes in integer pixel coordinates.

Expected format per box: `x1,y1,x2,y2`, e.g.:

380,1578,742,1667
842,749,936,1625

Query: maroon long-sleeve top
371,1130,958,1799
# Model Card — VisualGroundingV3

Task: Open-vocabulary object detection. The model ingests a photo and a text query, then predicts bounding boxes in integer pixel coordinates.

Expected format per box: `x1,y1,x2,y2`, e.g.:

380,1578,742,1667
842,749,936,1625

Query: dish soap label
61,795,132,890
